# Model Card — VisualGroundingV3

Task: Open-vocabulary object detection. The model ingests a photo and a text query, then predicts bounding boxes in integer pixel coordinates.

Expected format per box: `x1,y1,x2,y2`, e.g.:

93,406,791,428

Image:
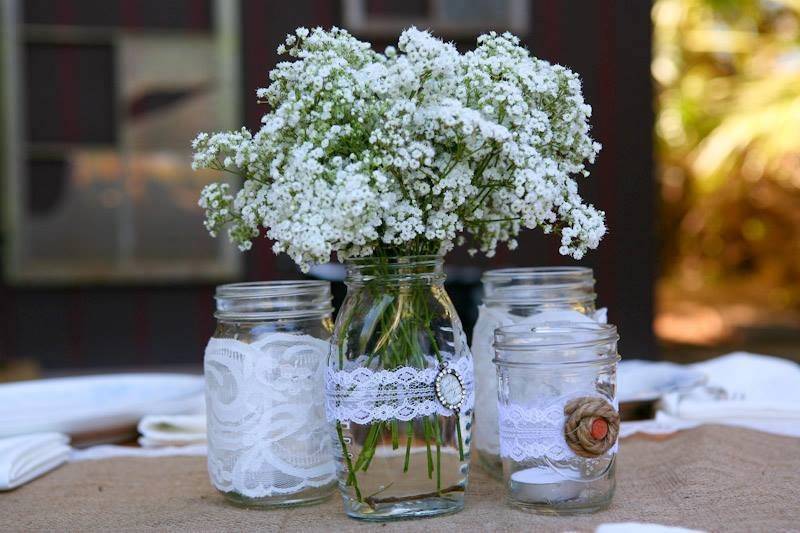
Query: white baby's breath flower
192,27,604,269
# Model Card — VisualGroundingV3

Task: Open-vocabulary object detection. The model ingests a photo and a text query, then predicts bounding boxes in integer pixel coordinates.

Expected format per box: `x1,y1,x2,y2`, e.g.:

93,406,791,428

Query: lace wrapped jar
493,323,619,514
204,281,336,507
326,255,473,521
472,267,605,476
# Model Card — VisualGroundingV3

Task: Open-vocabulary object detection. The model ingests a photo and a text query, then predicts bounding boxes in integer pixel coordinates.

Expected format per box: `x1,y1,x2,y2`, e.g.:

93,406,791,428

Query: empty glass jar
204,281,336,507
472,267,604,476
494,322,619,514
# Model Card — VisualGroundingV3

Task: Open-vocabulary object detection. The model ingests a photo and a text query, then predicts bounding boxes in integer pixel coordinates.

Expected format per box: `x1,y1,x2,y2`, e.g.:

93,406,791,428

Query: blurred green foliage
654,0,800,312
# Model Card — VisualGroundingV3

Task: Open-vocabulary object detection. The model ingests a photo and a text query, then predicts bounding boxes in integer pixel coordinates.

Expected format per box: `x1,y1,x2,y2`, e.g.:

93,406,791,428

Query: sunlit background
0,0,797,381
653,0,800,360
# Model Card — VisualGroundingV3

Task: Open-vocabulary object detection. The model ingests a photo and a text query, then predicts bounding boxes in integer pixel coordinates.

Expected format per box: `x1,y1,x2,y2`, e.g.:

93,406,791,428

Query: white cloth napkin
659,352,800,438
620,412,701,439
137,414,206,448
0,432,70,490
70,443,206,462
70,413,207,461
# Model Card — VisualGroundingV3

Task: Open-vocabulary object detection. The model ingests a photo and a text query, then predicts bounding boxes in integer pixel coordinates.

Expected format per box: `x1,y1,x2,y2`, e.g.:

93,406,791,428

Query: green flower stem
433,415,443,494
354,423,381,472
455,413,465,461
403,421,413,472
336,421,362,501
426,329,444,365
423,419,434,479
391,420,399,450
362,422,385,472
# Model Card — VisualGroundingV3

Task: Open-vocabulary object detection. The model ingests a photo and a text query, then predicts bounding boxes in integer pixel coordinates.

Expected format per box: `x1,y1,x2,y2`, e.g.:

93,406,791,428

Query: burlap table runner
1,426,798,532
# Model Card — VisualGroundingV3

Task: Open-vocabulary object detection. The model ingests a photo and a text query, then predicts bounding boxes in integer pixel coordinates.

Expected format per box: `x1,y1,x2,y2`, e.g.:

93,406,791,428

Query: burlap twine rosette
563,396,620,458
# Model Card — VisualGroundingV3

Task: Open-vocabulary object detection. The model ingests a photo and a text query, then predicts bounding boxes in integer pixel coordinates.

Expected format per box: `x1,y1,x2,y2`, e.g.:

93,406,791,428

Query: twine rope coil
563,396,619,458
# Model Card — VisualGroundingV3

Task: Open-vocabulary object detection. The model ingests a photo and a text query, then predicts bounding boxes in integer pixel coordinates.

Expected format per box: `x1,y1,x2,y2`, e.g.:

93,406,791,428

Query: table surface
1,425,798,532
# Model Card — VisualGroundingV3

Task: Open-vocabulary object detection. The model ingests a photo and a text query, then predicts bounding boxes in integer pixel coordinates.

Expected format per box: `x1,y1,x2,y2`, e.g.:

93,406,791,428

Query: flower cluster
194,27,604,269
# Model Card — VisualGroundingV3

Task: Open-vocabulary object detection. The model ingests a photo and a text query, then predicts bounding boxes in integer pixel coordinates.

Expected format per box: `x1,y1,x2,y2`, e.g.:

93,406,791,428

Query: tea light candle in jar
494,323,620,514
509,467,584,503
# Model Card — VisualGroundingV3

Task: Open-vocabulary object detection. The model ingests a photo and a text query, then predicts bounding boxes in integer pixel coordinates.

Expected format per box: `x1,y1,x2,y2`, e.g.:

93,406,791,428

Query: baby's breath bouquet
193,27,604,520
194,27,604,267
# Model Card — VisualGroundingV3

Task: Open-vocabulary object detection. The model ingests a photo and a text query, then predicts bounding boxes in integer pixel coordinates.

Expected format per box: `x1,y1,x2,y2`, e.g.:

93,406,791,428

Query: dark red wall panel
1,1,655,368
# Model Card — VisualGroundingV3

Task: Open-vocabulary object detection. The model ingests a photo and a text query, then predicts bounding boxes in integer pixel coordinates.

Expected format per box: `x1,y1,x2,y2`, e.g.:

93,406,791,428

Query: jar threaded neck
344,255,445,285
214,280,332,320
482,266,596,305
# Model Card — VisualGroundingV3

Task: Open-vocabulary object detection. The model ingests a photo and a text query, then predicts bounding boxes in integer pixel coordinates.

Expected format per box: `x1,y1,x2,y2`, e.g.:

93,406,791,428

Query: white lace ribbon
325,354,474,424
498,394,617,462
205,334,335,498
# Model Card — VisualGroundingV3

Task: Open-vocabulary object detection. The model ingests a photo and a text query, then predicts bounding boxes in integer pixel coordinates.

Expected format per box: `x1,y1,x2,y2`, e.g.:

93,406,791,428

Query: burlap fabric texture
1,425,798,532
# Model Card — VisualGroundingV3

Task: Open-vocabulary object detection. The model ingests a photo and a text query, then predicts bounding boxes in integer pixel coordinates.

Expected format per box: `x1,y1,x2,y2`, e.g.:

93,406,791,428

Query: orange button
590,418,608,440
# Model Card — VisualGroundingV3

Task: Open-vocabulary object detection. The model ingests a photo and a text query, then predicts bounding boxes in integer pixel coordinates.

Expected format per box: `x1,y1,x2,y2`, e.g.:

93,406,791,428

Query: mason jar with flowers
192,26,604,521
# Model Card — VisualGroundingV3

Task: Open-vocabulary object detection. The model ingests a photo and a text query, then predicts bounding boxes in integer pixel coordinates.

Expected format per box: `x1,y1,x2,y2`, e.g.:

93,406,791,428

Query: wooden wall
0,1,655,369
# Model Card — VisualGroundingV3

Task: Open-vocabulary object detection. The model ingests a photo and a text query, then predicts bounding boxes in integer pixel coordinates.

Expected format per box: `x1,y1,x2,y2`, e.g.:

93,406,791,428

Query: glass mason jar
494,323,620,514
204,281,336,507
326,255,473,521
472,267,603,476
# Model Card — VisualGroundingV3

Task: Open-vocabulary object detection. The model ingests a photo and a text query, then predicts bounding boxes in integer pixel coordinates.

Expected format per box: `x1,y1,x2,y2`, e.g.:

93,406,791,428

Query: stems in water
391,420,399,450
403,421,413,472
424,419,434,479
336,422,362,501
433,415,442,494
335,253,468,504
455,413,465,461
358,424,382,472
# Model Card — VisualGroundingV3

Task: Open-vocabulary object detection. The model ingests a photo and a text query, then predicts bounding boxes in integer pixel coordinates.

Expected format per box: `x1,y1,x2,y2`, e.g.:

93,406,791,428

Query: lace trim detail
498,395,617,462
205,334,335,498
325,353,474,424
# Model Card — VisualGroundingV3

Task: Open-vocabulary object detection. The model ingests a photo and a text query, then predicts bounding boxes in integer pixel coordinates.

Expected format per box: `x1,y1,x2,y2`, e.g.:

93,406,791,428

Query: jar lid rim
483,266,593,278
493,322,619,352
492,353,621,369
482,266,594,288
482,292,597,305
215,280,330,299
346,254,443,264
